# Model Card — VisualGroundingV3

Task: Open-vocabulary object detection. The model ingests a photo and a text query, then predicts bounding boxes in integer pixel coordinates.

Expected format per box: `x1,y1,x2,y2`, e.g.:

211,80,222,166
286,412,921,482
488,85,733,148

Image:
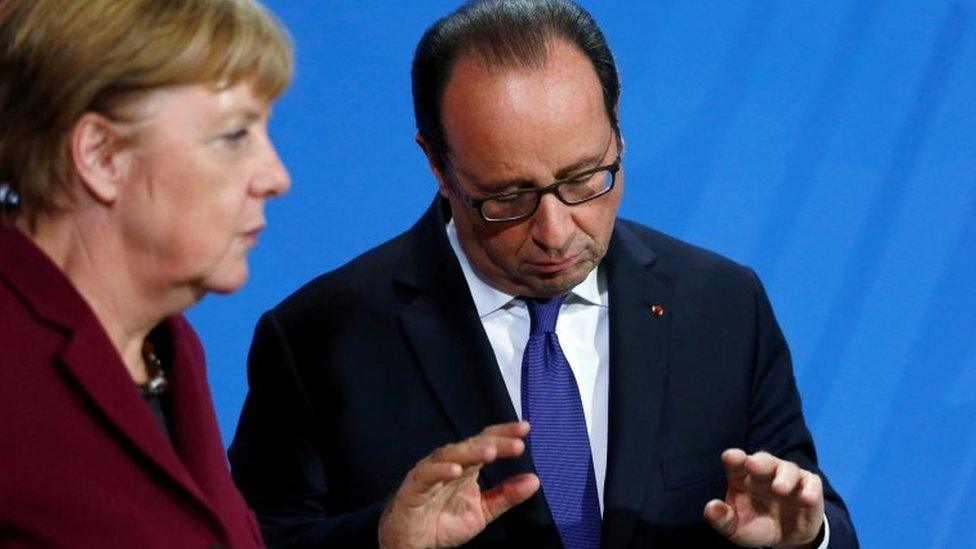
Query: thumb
703,499,737,537
481,473,540,522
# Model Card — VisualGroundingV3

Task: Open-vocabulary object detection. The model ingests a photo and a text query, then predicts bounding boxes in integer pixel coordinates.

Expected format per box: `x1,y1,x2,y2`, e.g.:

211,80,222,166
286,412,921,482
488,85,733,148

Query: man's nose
530,193,574,252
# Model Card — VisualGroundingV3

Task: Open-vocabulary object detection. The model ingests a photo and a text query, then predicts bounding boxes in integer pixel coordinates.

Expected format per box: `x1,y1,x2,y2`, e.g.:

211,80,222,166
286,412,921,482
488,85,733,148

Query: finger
415,460,463,486
406,460,462,490
721,448,749,483
431,435,524,467
796,470,824,507
702,499,737,538
744,451,778,486
481,473,540,522
464,435,526,462
399,461,464,504
430,438,497,467
479,421,531,438
463,434,526,461
771,460,801,497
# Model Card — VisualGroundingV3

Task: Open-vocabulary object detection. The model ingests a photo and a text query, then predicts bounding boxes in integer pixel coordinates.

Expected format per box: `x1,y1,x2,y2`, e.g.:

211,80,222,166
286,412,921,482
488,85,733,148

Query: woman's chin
201,263,250,296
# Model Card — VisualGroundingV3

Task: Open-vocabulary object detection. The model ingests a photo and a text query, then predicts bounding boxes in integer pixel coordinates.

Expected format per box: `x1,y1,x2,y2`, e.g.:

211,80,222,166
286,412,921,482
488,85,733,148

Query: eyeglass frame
444,143,623,223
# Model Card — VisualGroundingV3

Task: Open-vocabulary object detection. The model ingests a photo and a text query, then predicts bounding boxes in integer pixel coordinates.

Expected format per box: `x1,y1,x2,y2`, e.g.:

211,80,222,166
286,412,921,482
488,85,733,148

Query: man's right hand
377,421,540,549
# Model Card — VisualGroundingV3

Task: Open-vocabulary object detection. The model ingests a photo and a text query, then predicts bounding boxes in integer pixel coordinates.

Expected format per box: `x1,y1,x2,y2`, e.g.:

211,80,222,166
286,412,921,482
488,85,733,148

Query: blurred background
188,1,976,546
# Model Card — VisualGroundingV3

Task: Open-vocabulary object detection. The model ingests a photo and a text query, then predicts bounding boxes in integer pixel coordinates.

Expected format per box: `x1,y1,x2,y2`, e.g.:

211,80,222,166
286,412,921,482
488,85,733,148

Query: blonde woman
0,1,291,546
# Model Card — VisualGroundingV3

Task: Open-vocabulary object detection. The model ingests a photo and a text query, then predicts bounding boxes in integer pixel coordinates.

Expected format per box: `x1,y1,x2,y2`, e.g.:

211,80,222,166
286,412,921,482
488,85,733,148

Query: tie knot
522,295,566,335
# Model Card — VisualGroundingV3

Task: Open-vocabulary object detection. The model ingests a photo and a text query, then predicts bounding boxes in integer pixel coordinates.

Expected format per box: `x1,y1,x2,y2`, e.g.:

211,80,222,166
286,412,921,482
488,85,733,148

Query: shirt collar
446,219,606,318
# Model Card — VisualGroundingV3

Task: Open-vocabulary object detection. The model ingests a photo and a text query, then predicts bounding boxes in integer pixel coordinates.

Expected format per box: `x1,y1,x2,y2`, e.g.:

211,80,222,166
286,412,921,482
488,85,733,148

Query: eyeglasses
450,154,621,223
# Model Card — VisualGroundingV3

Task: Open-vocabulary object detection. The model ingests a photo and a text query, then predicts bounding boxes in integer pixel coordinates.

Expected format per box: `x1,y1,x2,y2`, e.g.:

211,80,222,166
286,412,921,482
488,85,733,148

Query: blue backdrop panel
186,2,976,546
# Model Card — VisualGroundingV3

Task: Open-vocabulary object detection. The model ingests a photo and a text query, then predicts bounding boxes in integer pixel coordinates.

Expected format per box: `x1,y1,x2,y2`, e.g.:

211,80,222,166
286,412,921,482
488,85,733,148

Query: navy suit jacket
0,226,263,548
229,197,857,547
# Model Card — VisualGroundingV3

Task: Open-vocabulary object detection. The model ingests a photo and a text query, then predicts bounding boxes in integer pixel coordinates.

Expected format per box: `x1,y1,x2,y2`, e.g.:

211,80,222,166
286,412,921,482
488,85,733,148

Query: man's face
430,40,623,298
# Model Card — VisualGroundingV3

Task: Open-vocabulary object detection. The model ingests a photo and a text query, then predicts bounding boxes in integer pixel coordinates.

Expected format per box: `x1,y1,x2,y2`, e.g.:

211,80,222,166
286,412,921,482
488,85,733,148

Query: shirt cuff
815,512,830,549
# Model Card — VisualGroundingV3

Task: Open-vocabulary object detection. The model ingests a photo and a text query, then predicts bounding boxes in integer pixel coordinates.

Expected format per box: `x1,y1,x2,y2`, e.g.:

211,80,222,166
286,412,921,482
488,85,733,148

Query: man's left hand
703,449,825,548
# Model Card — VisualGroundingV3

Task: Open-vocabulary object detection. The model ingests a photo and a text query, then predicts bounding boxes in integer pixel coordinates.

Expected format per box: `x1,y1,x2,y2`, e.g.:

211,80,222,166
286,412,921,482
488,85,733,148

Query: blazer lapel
601,222,672,548
0,226,218,522
394,198,556,532
161,316,236,515
58,321,220,524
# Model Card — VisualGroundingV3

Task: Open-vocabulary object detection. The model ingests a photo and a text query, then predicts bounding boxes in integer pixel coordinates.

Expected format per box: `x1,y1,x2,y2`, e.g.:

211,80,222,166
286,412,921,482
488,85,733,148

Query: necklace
139,340,168,397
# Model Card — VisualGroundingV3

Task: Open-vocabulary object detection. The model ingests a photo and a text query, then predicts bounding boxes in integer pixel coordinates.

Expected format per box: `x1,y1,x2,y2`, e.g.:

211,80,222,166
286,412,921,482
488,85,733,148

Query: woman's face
116,82,290,297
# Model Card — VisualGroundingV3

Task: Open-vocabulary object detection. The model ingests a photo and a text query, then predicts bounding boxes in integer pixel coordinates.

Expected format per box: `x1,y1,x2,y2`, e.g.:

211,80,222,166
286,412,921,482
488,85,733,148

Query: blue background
187,1,976,546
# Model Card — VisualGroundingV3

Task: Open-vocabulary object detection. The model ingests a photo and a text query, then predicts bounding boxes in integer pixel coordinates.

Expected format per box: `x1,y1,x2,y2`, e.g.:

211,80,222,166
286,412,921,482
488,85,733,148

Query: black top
141,327,174,442
143,391,171,441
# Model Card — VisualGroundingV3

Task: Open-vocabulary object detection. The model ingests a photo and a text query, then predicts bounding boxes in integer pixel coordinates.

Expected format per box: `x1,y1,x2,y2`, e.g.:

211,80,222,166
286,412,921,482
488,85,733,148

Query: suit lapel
397,296,518,438
601,222,672,548
394,198,556,532
394,199,518,436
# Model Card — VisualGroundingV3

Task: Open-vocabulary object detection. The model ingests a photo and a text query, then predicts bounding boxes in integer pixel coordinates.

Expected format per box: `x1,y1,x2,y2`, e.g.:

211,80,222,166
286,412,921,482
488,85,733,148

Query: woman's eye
223,128,249,142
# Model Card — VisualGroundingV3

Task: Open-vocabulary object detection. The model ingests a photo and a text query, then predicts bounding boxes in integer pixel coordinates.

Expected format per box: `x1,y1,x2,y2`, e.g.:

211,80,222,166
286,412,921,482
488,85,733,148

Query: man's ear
69,112,131,205
415,133,452,198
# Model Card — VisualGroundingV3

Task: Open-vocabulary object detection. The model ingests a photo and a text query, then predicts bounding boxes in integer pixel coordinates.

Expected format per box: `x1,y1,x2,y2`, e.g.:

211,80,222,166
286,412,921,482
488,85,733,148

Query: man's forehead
439,40,608,169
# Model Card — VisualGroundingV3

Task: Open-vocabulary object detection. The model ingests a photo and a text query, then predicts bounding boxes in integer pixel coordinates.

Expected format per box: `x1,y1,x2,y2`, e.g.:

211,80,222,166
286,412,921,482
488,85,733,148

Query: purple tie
520,295,602,549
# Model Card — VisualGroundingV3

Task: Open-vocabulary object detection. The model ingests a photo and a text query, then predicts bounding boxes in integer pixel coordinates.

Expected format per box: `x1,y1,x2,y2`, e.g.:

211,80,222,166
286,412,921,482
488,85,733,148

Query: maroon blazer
0,226,262,548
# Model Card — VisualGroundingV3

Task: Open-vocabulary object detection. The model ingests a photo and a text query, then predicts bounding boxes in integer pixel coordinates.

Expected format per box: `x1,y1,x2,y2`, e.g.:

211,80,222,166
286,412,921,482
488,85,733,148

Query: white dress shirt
445,220,830,546
447,220,610,513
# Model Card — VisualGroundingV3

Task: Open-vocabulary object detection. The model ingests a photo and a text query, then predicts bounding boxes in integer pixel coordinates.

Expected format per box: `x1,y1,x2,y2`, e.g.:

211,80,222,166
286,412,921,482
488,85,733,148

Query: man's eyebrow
553,151,606,179
459,150,607,193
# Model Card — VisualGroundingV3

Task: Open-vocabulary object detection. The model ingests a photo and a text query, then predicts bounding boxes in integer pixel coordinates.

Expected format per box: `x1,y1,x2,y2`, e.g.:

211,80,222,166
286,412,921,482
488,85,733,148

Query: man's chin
518,264,592,297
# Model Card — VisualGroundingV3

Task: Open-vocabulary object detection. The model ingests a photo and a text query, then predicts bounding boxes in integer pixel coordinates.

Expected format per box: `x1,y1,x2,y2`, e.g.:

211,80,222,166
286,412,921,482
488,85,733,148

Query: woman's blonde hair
0,0,294,224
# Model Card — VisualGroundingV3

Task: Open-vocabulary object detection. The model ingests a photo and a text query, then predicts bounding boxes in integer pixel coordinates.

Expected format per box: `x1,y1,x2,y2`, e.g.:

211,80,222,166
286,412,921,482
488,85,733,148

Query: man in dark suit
229,1,858,547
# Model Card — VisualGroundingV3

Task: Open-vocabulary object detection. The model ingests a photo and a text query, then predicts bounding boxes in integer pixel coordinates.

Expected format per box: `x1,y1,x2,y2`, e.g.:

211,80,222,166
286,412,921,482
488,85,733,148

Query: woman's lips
243,226,263,244
525,253,581,274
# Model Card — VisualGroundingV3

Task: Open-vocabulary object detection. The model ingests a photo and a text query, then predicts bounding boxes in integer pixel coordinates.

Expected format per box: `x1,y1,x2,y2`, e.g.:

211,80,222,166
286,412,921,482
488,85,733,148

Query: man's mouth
524,252,582,274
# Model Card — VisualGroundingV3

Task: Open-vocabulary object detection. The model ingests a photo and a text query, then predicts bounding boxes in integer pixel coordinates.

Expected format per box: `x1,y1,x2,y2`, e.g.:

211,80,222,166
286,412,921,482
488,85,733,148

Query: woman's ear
70,112,132,205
